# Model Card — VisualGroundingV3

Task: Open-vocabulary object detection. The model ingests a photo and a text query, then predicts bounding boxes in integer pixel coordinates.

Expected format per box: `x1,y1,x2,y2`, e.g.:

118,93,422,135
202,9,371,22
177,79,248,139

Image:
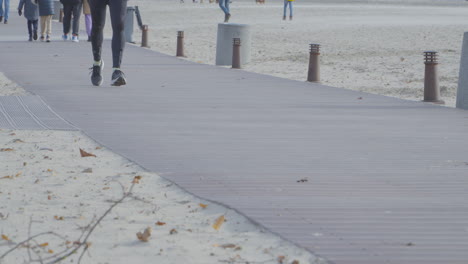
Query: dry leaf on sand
136,227,152,242
132,176,142,184
155,221,166,226
1,234,9,241
212,215,225,230
0,148,14,152
199,203,208,209
79,148,96,157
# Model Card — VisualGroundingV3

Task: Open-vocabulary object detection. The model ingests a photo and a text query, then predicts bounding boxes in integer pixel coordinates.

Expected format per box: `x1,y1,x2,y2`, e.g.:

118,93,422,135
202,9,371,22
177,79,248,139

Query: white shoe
62,34,68,41
72,35,79,42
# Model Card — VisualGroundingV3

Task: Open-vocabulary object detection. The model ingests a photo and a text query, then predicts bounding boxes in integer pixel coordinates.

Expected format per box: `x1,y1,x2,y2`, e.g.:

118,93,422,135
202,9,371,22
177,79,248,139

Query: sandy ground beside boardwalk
0,74,322,264
127,0,468,107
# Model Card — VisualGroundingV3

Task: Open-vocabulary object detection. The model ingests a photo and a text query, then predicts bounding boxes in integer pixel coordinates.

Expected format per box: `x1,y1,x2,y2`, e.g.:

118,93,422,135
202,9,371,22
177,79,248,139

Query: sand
127,0,468,107
0,73,322,264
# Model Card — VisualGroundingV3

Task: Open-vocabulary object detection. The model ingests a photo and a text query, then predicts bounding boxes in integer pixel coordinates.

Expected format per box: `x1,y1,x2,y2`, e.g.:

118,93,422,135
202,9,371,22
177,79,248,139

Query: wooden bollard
232,38,241,69
59,8,64,23
176,31,185,57
307,44,320,82
141,25,149,48
423,51,444,104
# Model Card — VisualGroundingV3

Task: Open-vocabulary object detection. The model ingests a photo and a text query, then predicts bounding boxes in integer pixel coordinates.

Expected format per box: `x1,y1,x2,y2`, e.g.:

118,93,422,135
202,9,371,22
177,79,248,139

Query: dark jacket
18,0,39,20
37,0,54,16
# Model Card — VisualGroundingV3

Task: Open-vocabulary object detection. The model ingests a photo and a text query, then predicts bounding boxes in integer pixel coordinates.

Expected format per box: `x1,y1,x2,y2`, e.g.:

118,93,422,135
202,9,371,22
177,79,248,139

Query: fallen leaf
15,172,22,177
102,187,110,190
48,249,54,254
39,242,49,247
23,162,27,166
169,229,178,235
47,169,53,172
82,168,93,173
136,227,152,242
0,148,14,152
0,176,12,180
79,148,96,158
277,256,286,264
1,234,9,241
132,175,142,184
199,203,208,209
155,221,166,226
220,243,236,249
212,215,225,230
48,195,52,200
12,139,24,143
95,146,102,150
54,215,64,221
292,261,299,264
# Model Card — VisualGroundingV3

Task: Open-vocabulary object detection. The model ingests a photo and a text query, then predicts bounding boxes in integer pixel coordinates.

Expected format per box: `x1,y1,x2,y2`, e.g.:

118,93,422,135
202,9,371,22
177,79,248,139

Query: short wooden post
307,44,320,82
141,25,149,48
176,31,185,57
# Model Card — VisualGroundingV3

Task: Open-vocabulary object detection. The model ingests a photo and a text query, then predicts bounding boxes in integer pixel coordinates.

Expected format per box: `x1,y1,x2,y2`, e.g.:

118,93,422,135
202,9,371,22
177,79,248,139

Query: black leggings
27,19,38,37
89,0,127,68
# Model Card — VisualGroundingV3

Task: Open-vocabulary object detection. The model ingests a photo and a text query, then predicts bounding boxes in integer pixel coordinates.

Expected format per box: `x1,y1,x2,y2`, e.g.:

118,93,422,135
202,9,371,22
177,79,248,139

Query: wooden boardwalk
1,15,468,264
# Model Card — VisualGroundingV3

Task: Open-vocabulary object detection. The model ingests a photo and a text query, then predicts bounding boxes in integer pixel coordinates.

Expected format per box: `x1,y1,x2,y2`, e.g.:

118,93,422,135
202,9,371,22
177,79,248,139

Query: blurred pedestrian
82,0,92,41
283,0,293,21
219,0,230,22
37,0,54,42
0,0,10,23
60,0,82,42
18,0,39,41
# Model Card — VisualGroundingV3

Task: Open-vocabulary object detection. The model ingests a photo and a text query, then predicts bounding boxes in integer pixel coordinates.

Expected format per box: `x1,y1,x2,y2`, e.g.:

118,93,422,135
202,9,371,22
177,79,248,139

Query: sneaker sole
91,60,104,86
111,76,127,86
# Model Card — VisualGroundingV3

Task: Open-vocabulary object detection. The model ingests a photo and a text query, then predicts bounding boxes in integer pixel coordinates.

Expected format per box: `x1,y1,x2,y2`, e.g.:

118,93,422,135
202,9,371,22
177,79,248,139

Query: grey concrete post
125,6,136,43
423,51,444,104
457,32,468,109
307,44,320,83
52,1,61,20
176,31,185,57
141,25,149,48
232,38,241,69
59,8,63,23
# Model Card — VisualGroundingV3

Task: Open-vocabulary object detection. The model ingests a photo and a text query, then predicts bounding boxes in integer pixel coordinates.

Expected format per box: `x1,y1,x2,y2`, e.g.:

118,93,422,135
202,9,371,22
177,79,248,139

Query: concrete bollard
125,6,136,43
232,38,241,69
59,8,63,23
307,44,320,83
141,25,149,48
423,51,444,104
53,0,61,20
457,32,468,109
176,31,185,57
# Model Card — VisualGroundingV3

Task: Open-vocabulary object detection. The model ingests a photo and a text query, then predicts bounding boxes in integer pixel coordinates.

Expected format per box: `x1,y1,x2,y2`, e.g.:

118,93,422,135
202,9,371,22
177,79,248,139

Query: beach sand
0,74,322,263
128,0,468,107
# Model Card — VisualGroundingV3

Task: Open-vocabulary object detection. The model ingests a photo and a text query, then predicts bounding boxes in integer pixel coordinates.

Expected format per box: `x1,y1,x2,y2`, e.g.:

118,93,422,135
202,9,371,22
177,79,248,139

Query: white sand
0,73,29,96
128,0,468,107
0,79,322,263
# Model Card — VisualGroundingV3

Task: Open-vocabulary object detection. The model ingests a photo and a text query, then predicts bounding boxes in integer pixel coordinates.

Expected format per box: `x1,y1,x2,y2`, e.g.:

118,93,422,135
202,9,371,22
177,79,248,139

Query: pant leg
33,19,38,32
3,0,8,20
108,0,127,68
46,15,52,36
85,14,92,37
40,16,46,36
27,20,32,36
62,2,73,34
89,0,108,62
289,2,293,17
0,0,3,18
71,2,82,35
225,0,229,14
218,0,228,15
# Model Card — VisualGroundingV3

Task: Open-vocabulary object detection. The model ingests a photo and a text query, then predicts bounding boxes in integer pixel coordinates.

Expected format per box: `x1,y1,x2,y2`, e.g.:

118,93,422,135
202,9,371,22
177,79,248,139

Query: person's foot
62,34,68,41
40,35,45,42
289,16,293,21
4,20,7,24
0,16,3,22
33,30,38,40
283,15,286,20
87,36,91,42
28,35,32,41
46,35,51,42
90,60,104,86
72,35,79,42
224,13,231,23
111,69,127,86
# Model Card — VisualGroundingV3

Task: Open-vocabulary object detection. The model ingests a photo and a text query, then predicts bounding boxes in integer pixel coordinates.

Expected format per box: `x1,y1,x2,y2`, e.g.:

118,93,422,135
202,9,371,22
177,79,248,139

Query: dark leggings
63,1,82,35
27,19,38,37
89,0,127,68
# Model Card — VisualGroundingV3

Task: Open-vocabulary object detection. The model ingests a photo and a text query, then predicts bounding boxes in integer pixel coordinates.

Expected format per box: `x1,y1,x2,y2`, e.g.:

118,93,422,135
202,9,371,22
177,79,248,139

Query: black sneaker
111,69,127,86
90,60,104,86
0,16,3,22
33,31,38,40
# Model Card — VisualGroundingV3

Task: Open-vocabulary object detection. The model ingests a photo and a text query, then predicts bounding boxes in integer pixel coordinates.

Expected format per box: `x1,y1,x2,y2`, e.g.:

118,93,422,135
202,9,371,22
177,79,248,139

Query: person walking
89,0,127,86
82,0,92,42
37,0,54,42
60,0,82,42
218,0,230,23
283,0,293,21
18,0,39,41
0,0,10,24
